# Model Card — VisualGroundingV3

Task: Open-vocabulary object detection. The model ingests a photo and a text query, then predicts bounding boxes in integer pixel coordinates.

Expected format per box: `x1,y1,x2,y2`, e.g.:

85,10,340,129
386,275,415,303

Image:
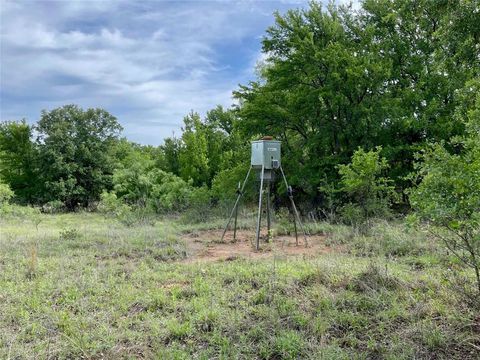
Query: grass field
1,211,479,359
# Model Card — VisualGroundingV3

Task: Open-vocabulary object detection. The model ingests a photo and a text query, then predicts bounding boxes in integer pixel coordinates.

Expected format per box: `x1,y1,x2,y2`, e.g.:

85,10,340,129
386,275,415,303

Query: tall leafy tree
204,106,244,182
36,105,122,209
178,112,210,186
234,2,392,198
160,137,182,176
361,0,480,181
234,0,480,205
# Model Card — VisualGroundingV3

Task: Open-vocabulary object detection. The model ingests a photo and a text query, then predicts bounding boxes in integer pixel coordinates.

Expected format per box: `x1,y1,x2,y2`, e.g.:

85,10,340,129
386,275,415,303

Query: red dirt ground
180,229,340,263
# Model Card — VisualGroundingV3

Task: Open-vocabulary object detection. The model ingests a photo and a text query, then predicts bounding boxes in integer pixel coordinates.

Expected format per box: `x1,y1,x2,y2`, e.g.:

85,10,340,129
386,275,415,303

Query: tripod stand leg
279,166,308,247
255,165,265,251
233,195,238,241
292,208,298,246
221,166,252,242
266,182,271,242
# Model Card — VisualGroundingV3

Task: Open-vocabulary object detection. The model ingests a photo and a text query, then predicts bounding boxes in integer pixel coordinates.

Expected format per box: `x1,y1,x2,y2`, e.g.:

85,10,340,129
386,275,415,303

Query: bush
0,203,41,218
113,167,192,214
98,191,130,216
338,147,396,231
0,182,14,205
98,191,156,226
211,163,256,203
181,186,213,223
339,203,365,229
59,228,79,241
149,170,192,213
410,81,480,293
42,200,65,214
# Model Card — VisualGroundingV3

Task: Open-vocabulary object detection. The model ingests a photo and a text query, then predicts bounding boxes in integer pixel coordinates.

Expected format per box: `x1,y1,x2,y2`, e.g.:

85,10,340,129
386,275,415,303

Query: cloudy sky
0,0,316,144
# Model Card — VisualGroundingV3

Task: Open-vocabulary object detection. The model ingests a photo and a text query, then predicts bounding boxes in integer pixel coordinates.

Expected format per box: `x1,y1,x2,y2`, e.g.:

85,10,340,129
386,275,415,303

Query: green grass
1,212,479,359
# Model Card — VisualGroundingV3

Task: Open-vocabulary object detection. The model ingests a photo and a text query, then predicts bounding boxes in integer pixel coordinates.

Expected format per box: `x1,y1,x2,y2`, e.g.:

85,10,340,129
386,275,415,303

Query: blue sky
0,0,349,145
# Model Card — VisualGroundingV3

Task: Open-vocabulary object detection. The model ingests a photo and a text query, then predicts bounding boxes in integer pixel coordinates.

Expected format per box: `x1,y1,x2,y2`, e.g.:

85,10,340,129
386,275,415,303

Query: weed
25,242,38,279
59,228,79,241
272,330,305,359
348,263,400,293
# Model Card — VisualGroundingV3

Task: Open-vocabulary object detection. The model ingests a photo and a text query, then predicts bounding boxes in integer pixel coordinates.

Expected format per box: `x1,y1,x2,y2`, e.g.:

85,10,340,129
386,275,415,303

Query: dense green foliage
234,0,479,201
410,80,480,291
0,0,478,219
0,106,123,209
0,182,14,205
0,121,38,203
36,105,122,209
338,147,396,229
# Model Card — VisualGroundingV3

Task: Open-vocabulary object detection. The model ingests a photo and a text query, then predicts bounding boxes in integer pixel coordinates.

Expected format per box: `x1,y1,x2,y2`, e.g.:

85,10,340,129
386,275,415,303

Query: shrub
98,191,130,216
149,170,192,213
113,167,192,214
0,203,41,218
339,203,365,229
338,147,396,231
118,207,157,227
410,82,480,292
42,200,65,214
59,228,79,241
0,182,14,204
211,163,256,203
181,186,212,223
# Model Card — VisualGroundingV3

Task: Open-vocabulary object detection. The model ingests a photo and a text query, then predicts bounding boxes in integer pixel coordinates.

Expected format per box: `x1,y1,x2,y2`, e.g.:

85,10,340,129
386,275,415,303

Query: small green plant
59,228,79,241
166,318,191,340
98,191,155,226
31,213,42,231
272,330,304,359
318,178,340,221
98,191,131,216
26,243,38,279
275,207,294,235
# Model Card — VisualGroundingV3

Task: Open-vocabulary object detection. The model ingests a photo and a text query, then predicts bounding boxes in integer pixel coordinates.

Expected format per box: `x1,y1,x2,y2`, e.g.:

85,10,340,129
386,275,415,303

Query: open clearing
180,230,336,263
1,213,479,359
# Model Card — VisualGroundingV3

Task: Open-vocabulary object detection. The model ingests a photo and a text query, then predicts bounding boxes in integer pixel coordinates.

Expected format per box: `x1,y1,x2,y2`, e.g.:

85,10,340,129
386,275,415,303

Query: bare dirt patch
180,229,339,263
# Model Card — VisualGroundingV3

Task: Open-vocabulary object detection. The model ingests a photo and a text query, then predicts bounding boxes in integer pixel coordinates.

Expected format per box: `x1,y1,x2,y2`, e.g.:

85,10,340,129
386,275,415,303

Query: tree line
1,0,479,214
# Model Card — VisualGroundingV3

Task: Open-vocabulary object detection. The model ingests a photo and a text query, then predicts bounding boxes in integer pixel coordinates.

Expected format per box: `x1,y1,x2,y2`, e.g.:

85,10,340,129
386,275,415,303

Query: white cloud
0,0,314,144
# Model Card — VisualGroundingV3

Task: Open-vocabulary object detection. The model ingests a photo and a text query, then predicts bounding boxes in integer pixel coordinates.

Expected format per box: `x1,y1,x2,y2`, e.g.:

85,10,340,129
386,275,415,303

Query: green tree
113,165,193,213
234,2,393,198
36,105,122,209
204,106,245,184
178,112,210,186
0,120,38,203
410,80,480,292
159,137,181,176
168,106,247,191
112,148,155,207
234,0,480,206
